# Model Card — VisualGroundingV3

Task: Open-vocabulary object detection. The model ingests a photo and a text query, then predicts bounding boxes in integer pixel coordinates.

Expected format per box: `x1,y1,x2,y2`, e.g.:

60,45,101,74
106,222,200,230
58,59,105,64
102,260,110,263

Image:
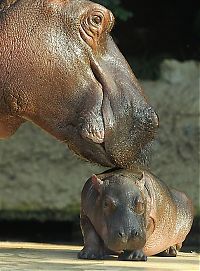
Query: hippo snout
131,229,140,237
144,107,159,129
145,107,159,129
117,228,139,240
126,228,146,251
116,230,128,244
134,106,159,131
106,226,146,252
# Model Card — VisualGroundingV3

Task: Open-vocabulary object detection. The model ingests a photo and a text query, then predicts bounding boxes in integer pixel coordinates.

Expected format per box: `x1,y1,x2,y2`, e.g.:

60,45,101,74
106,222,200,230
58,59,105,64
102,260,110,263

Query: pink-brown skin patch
79,169,193,261
0,0,158,168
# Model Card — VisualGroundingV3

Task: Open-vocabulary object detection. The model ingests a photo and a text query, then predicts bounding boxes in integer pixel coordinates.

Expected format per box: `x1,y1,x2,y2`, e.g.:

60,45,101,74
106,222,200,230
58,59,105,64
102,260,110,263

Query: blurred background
0,0,199,250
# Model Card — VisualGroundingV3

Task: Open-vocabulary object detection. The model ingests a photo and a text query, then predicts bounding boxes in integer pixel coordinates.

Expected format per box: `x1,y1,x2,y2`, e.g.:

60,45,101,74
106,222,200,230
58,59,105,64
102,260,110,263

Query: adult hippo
0,0,158,168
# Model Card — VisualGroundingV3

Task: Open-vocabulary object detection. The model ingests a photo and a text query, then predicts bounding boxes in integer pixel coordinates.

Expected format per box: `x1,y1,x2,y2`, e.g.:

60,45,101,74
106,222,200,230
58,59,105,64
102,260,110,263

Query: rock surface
0,125,102,220
0,60,199,220
144,60,199,214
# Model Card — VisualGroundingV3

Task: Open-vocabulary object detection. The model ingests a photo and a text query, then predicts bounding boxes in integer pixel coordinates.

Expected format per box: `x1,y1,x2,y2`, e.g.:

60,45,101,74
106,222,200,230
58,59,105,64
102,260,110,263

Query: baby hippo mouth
106,233,146,252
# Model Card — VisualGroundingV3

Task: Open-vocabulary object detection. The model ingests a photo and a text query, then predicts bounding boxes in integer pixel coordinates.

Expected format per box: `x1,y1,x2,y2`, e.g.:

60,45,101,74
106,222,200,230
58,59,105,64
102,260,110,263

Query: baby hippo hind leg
118,250,147,261
78,212,105,260
156,244,181,257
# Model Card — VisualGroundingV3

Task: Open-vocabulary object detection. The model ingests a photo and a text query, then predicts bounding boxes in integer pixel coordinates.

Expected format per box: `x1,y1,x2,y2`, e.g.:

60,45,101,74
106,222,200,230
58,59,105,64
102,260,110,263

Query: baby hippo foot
156,246,177,257
118,250,147,261
78,246,104,260
80,113,105,144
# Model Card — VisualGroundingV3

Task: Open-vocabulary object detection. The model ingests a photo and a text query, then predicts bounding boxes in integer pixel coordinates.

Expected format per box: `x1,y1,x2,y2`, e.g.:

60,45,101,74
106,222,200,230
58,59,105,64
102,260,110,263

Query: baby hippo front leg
78,211,105,260
119,250,147,261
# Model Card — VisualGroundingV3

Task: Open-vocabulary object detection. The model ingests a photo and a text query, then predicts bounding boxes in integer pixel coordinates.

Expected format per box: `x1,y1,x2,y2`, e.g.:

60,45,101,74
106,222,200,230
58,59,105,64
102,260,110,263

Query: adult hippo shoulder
0,0,158,168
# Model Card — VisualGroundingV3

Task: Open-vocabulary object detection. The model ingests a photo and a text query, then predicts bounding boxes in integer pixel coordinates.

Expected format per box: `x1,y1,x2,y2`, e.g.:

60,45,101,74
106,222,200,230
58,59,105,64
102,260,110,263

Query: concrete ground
0,242,199,271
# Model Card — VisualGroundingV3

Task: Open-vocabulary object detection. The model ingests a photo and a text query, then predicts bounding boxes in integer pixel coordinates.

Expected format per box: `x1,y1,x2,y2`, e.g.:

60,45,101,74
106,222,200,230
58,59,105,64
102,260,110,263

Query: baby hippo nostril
118,231,124,238
131,229,139,237
118,231,126,240
134,231,139,237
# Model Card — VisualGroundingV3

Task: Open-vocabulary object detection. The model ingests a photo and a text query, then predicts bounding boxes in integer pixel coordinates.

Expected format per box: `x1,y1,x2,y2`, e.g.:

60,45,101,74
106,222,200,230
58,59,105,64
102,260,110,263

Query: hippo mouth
62,51,158,168
73,60,158,168
78,100,156,169
77,59,158,168
65,105,156,169
105,237,146,252
64,122,114,167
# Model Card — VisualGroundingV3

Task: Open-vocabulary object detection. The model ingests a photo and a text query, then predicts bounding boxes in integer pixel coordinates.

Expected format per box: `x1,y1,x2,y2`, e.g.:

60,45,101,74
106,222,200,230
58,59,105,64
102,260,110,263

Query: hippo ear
91,175,103,192
135,172,146,190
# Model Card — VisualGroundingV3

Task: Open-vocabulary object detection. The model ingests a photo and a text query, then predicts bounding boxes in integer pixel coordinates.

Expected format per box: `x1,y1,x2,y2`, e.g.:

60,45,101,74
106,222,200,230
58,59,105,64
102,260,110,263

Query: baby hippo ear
91,175,103,192
135,172,146,190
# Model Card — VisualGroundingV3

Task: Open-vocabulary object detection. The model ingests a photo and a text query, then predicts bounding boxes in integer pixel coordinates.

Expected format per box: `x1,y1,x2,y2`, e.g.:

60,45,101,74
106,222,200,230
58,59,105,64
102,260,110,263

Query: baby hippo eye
103,197,116,211
104,200,109,208
133,199,145,215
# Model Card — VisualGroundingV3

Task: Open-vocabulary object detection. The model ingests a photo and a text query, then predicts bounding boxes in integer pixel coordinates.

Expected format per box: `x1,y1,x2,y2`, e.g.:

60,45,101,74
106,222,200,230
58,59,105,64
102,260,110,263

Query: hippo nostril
147,108,159,129
141,108,159,130
131,230,139,237
153,112,159,128
134,231,139,237
136,107,159,130
118,231,125,238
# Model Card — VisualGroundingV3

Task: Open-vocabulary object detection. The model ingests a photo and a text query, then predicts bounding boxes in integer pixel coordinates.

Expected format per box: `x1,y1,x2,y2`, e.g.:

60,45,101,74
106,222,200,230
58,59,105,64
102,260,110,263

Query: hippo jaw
75,51,158,168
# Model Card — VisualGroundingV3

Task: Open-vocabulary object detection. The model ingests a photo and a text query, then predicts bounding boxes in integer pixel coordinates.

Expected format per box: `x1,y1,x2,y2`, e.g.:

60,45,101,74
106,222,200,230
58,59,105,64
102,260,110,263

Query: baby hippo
78,169,193,261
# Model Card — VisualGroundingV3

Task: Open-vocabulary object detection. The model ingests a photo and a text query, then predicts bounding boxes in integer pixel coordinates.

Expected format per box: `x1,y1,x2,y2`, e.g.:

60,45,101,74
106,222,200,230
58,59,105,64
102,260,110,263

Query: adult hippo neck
0,0,158,168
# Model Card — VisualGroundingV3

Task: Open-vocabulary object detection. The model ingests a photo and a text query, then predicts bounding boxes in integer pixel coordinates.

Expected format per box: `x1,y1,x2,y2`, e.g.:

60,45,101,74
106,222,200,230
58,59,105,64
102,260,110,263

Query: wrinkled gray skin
0,0,158,168
79,169,193,261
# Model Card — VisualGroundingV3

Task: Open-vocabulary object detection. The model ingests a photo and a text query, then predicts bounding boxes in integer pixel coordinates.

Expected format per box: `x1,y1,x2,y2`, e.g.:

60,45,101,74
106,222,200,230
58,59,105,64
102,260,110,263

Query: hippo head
1,0,158,168
91,173,147,252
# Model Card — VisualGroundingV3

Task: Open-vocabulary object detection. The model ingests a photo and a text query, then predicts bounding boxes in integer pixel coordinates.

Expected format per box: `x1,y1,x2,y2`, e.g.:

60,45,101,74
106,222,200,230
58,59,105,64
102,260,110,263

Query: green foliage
94,0,133,21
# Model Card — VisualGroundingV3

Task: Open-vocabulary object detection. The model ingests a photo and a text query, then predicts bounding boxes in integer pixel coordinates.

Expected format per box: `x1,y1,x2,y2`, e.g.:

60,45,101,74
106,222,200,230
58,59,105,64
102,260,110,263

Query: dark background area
98,0,200,79
113,0,200,58
0,218,199,252
0,0,199,251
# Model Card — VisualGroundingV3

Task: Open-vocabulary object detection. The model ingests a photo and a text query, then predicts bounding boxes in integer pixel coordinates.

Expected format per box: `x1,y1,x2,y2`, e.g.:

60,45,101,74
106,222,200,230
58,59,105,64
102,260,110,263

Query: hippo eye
104,200,109,208
133,199,145,215
80,9,112,50
103,197,116,211
91,15,103,26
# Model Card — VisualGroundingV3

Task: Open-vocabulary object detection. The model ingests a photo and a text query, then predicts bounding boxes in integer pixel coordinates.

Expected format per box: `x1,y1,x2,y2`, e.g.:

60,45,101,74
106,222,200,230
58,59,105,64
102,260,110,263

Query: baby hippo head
92,173,147,252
